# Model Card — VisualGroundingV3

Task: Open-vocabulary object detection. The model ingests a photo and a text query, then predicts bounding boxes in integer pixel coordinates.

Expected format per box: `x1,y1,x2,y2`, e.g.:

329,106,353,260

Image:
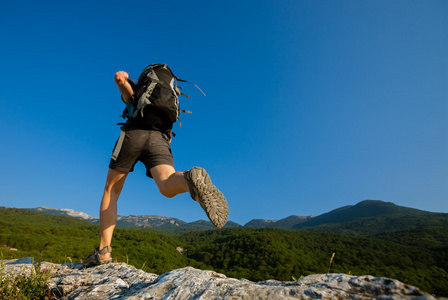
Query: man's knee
104,169,128,194
104,182,122,195
151,164,177,197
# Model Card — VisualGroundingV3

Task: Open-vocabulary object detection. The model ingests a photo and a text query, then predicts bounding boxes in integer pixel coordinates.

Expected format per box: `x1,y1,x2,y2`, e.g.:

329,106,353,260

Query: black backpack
120,64,205,133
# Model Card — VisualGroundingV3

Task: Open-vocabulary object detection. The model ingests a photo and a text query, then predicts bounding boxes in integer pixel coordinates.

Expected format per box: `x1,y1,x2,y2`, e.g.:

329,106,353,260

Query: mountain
27,200,448,236
89,215,187,229
293,200,448,236
31,206,98,221
296,200,430,226
240,200,448,236
244,215,314,229
183,220,241,230
0,207,92,227
29,206,241,232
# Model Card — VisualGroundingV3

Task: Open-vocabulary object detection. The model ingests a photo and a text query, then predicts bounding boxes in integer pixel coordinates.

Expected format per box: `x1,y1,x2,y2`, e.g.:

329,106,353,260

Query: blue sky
1,0,447,225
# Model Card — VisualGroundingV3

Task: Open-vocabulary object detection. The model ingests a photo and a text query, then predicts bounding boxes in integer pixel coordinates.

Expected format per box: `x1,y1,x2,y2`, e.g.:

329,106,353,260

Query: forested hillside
294,200,448,237
178,228,448,296
0,207,190,274
1,207,447,296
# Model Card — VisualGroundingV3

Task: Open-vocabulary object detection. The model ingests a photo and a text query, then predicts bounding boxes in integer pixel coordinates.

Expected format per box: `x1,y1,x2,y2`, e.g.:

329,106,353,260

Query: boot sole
188,167,229,228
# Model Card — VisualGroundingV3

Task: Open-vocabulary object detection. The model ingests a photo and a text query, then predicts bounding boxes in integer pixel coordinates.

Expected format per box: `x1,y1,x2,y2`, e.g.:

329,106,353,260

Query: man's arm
115,71,134,104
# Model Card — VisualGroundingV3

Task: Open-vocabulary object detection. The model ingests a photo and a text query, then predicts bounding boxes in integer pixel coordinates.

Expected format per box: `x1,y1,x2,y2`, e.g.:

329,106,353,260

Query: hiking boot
184,167,229,228
83,246,112,268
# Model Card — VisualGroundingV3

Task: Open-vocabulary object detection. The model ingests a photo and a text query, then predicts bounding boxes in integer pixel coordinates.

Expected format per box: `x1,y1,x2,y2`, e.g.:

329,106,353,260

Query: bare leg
150,164,190,198
99,168,128,259
152,164,228,228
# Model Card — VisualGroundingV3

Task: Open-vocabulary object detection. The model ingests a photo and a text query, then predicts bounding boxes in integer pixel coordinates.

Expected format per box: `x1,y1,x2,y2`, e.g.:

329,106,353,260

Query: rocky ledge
1,257,442,299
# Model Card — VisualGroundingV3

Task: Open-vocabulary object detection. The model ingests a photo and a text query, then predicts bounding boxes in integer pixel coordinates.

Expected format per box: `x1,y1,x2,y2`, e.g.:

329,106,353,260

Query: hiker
83,65,228,267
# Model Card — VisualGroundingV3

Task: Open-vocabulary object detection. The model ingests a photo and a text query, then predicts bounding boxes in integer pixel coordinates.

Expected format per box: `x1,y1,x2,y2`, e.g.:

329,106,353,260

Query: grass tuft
0,260,52,300
327,252,335,274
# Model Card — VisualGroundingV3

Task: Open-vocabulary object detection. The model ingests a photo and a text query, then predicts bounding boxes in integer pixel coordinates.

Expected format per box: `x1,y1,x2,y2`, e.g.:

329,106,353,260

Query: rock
0,257,441,299
1,257,35,278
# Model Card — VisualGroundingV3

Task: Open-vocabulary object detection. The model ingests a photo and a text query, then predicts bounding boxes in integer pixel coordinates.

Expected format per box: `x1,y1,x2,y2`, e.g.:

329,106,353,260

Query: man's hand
115,71,129,86
115,71,133,103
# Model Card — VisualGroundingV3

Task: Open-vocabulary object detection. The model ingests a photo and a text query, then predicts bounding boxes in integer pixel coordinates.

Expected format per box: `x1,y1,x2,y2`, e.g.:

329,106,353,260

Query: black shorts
109,128,174,178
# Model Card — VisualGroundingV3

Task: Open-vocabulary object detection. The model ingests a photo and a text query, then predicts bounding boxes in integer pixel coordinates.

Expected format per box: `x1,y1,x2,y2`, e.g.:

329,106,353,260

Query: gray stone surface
1,257,443,299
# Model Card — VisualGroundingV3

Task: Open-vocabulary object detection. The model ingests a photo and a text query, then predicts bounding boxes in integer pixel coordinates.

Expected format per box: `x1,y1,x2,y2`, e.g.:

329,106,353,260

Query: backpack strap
134,68,160,119
159,64,207,97
176,78,206,96
111,129,126,160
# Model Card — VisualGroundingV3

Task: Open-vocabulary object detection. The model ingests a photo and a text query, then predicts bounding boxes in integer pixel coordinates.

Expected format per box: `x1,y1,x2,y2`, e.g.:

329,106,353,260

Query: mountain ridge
28,206,242,232
27,200,448,234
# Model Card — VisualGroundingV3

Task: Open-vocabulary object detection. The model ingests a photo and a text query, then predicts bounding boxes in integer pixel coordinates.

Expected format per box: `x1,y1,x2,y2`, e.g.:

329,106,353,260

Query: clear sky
1,0,447,225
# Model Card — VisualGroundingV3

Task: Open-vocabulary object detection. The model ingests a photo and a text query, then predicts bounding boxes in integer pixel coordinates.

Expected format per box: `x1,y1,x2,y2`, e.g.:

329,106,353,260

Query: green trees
178,228,448,296
1,207,447,297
